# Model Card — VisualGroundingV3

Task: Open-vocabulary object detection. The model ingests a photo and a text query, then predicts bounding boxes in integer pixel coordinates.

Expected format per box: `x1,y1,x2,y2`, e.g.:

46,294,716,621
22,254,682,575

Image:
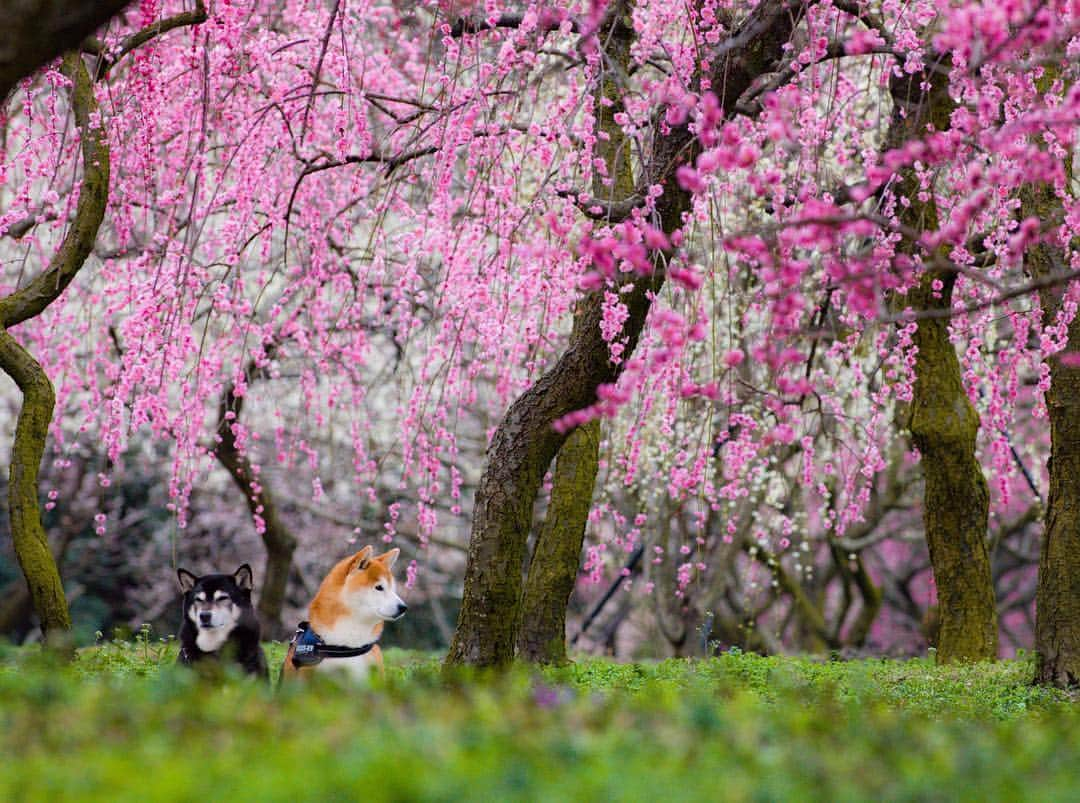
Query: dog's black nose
199,611,212,625
396,603,408,615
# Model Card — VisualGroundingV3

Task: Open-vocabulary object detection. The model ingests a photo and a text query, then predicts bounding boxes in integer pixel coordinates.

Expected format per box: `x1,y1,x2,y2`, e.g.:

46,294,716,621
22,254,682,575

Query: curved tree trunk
446,0,808,668
0,52,109,648
889,62,997,663
213,373,297,638
516,419,599,663
0,330,69,643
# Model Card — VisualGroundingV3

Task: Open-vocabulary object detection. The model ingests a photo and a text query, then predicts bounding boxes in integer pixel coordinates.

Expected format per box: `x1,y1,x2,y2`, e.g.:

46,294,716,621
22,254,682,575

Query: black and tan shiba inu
176,564,268,680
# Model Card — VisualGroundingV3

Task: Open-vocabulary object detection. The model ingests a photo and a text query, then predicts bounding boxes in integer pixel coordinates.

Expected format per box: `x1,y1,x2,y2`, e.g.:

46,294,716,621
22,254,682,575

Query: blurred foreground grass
0,636,1078,801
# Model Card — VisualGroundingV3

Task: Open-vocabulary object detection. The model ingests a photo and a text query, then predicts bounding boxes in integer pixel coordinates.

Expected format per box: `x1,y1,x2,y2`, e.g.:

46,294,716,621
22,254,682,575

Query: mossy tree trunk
1024,142,1080,685
0,52,109,647
0,330,68,643
514,2,636,665
905,272,996,661
1034,320,1080,684
516,419,600,663
889,64,997,663
446,0,807,668
1033,280,1080,684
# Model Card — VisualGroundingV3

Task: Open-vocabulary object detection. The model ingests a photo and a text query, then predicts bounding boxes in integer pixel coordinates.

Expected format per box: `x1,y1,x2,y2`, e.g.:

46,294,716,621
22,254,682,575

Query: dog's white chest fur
196,627,231,653
310,619,380,682
320,650,379,681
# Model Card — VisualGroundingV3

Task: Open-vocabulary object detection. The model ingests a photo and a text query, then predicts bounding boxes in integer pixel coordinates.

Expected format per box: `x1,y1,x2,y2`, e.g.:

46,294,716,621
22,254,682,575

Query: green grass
0,637,1077,801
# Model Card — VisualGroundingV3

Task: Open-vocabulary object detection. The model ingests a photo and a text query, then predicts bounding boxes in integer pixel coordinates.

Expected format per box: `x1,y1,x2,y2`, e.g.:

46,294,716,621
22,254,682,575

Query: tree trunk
889,62,997,663
0,330,71,644
445,0,807,668
213,445,296,638
514,0,635,665
906,275,996,661
1035,348,1080,684
0,52,109,649
516,419,599,663
1024,162,1080,685
213,377,297,638
844,551,882,647
443,268,662,666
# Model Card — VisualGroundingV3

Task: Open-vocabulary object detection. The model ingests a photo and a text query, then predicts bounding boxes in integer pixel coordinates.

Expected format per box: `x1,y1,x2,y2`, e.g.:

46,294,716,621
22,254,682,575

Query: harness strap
289,620,378,668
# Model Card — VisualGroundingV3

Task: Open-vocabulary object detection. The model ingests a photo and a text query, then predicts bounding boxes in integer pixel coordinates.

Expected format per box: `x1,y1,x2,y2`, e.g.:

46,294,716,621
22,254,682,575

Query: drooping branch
211,355,297,638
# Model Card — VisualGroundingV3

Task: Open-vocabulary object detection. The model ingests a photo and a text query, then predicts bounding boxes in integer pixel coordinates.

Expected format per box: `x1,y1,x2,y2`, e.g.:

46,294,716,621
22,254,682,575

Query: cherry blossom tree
4,0,1080,686
0,3,205,644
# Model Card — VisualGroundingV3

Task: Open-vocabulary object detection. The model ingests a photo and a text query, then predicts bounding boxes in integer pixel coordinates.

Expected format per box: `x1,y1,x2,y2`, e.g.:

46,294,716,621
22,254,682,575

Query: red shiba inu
282,546,407,682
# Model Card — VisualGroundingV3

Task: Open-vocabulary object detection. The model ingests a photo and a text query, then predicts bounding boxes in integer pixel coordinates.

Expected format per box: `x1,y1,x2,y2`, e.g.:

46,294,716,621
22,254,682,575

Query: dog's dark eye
375,584,384,591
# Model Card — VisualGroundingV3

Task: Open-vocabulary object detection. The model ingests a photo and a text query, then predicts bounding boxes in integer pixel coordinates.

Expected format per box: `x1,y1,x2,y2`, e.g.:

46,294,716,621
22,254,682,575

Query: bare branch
449,13,576,38
3,210,59,240
556,188,644,222
300,0,341,140
832,0,896,48
91,0,208,79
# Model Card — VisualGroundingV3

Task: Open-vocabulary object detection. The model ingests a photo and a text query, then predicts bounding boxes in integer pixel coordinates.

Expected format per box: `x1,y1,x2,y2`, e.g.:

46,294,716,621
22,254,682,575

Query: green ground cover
0,636,1077,801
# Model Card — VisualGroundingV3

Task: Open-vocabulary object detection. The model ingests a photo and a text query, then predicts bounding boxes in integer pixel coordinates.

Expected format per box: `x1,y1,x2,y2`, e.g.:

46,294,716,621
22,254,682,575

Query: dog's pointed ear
177,569,198,593
233,564,254,591
378,548,400,570
349,545,374,573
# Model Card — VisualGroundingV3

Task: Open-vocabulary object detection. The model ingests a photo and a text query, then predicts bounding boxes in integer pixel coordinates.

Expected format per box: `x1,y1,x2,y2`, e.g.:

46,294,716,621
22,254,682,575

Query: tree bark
1034,314,1080,683
0,1,131,100
445,0,809,668
516,419,600,663
514,0,636,665
906,272,996,662
889,64,997,663
0,52,109,647
1024,142,1080,685
0,329,69,642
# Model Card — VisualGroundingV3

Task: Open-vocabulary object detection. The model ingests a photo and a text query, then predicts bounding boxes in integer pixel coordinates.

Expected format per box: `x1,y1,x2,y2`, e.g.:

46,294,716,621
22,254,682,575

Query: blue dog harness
289,620,378,668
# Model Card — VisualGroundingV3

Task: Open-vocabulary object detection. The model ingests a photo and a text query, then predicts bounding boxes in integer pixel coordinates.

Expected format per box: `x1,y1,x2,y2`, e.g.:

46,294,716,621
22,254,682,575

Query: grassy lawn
0,637,1078,801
